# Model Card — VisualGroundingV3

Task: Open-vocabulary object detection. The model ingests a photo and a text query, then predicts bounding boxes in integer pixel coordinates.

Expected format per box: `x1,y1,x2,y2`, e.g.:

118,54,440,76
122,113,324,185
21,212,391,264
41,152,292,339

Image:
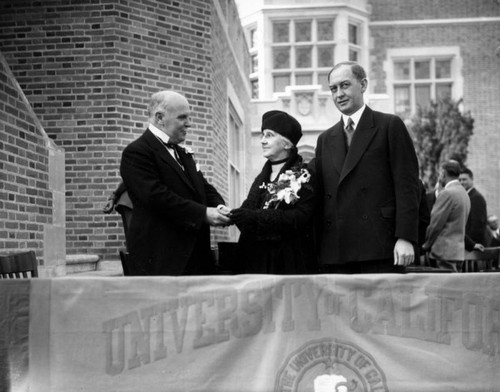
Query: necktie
165,142,184,169
345,117,355,146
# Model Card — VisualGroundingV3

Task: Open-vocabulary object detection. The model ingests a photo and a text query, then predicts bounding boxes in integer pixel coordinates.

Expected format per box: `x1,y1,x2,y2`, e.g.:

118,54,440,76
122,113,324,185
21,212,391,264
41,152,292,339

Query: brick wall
0,51,66,276
0,0,250,262
369,0,500,20
369,1,500,215
210,1,251,241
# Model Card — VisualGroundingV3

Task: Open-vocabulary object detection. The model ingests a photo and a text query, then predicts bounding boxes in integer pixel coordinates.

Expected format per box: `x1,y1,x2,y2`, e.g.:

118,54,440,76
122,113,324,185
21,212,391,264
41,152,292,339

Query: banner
2,274,500,391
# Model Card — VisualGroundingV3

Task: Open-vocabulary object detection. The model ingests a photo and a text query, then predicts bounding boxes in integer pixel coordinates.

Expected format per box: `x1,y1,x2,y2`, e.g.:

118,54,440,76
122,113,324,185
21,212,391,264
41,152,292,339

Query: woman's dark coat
232,152,317,274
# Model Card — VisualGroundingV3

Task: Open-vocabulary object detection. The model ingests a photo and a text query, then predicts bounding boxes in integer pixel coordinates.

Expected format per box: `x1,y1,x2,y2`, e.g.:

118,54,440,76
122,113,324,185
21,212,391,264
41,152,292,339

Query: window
249,28,257,49
348,22,361,62
271,18,335,93
251,79,259,99
228,102,244,240
393,57,454,117
251,54,258,73
247,24,259,100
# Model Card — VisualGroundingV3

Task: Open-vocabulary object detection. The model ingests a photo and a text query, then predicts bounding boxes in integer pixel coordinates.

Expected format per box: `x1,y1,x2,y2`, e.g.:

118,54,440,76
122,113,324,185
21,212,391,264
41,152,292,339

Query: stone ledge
66,254,100,274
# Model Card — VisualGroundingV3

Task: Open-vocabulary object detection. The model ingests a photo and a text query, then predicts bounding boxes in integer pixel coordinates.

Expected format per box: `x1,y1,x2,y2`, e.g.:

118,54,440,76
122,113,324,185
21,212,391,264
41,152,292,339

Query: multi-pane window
249,28,257,49
251,54,258,73
271,18,335,93
251,79,259,99
228,102,244,240
348,22,360,62
393,57,453,117
248,25,259,99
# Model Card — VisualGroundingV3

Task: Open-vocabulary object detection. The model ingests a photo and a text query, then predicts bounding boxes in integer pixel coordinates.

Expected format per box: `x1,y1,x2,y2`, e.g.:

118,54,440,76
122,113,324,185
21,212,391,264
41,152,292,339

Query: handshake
206,205,259,231
206,204,233,227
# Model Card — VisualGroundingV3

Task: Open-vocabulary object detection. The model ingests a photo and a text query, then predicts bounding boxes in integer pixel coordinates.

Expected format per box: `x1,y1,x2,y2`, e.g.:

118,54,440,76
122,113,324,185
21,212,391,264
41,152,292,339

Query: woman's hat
261,110,302,146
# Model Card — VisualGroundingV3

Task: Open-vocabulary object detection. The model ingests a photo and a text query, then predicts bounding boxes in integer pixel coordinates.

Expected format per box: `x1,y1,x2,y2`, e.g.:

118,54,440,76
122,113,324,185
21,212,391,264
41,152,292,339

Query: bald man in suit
120,91,230,275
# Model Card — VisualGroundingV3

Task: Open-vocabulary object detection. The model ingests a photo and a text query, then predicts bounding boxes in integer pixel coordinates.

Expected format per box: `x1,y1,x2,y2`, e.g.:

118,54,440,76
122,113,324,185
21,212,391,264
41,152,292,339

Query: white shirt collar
149,123,171,144
445,179,460,189
342,104,366,130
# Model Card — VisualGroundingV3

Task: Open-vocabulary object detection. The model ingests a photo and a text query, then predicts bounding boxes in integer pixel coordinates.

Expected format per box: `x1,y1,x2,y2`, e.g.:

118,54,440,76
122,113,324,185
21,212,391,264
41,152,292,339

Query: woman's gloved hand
230,208,257,231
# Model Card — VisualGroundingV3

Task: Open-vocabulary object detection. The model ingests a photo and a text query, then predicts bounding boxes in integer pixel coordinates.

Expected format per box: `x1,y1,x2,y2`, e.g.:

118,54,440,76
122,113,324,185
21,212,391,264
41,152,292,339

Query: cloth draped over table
1,274,499,392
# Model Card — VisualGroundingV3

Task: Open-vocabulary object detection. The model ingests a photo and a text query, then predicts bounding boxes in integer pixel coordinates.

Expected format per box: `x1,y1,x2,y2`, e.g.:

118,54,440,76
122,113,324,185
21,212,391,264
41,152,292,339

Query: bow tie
164,142,177,149
162,142,184,169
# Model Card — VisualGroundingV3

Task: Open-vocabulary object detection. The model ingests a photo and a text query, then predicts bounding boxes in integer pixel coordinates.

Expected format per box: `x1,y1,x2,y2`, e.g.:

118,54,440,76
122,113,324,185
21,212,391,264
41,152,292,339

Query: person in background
230,110,317,274
485,214,500,247
426,181,441,212
103,181,133,244
459,167,488,252
120,90,230,276
313,61,420,273
415,179,431,264
423,161,471,272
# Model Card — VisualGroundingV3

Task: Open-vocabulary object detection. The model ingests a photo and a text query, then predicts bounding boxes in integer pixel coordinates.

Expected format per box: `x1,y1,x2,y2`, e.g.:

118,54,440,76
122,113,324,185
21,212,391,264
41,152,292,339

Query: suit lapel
145,130,196,192
327,124,346,176
177,147,205,197
340,107,378,183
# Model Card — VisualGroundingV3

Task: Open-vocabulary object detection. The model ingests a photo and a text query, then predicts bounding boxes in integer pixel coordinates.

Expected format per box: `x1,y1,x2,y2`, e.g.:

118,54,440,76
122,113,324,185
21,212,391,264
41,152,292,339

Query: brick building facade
369,0,500,215
0,0,251,272
0,52,66,276
238,0,500,216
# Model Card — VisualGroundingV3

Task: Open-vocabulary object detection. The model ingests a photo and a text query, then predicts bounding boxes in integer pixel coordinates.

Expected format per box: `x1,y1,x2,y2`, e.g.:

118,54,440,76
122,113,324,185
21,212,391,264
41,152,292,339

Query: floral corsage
260,168,311,209
179,145,200,171
179,145,194,155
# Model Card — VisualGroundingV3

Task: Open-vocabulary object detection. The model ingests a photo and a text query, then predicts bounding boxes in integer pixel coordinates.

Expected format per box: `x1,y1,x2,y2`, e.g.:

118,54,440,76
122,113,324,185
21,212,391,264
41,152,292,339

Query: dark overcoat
315,106,420,265
120,129,224,275
236,153,317,274
464,187,487,250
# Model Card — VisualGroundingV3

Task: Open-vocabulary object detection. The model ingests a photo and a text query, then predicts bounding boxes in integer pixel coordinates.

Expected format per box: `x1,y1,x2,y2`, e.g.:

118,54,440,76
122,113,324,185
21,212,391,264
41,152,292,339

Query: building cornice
370,17,500,27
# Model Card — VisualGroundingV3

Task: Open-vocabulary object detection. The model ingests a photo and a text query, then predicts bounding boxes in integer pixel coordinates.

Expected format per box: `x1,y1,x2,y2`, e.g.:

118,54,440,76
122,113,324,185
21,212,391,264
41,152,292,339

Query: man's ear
155,112,163,124
360,78,368,93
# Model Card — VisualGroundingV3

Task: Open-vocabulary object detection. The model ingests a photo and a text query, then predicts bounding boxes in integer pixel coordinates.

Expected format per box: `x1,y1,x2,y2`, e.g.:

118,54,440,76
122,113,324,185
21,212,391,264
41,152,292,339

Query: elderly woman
230,110,317,274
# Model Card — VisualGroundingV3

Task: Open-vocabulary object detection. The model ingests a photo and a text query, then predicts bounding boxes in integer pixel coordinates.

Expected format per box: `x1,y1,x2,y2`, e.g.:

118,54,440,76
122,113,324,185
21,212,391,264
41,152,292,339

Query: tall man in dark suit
314,61,420,273
120,91,230,275
459,168,487,252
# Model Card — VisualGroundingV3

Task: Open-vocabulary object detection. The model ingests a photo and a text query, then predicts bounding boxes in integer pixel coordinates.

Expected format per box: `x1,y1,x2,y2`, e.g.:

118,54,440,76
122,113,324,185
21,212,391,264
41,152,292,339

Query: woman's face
261,129,291,161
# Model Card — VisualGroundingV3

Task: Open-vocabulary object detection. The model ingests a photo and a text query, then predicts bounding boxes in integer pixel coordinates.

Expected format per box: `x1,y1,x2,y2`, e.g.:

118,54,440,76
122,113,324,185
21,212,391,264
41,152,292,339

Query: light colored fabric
425,180,471,261
4,274,500,391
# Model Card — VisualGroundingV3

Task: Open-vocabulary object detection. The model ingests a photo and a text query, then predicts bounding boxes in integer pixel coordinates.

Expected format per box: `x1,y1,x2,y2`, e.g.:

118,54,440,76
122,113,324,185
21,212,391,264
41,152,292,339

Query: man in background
485,214,500,247
459,168,487,252
423,161,471,272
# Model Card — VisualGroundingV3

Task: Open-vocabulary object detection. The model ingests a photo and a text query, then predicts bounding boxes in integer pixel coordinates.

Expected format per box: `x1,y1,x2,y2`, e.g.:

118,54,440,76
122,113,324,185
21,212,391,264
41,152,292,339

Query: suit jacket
315,106,420,264
120,129,225,275
485,227,500,247
424,181,471,261
464,187,487,250
426,190,437,212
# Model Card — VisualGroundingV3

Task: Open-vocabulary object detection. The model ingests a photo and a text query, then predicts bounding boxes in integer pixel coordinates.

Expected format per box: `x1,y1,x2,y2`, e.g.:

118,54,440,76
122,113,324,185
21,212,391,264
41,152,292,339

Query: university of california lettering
102,278,500,375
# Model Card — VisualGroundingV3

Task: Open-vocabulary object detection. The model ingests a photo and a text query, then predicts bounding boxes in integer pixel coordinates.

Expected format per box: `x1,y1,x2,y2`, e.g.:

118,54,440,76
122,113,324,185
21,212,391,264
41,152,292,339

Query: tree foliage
407,97,474,190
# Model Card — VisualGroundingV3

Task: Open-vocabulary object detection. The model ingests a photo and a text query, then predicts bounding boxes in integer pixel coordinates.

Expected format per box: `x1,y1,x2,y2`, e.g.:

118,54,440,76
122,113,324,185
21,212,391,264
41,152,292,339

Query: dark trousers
320,258,406,274
182,236,215,276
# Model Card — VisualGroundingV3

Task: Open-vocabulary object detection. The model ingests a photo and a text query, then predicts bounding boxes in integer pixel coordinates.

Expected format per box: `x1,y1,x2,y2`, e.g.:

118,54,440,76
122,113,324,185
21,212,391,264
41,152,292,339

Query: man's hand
216,204,232,216
206,207,231,226
473,243,485,252
394,238,414,266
